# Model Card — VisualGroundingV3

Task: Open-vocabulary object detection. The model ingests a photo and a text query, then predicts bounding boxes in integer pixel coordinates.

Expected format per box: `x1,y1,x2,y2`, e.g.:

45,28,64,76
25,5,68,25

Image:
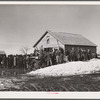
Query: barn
33,30,97,54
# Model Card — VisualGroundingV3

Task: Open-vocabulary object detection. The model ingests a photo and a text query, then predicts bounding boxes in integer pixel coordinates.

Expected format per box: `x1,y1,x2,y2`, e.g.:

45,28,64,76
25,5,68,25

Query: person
3,55,7,68
64,49,70,62
59,47,64,55
70,47,75,61
1,57,4,68
51,49,56,65
75,47,80,61
80,48,84,61
42,50,47,67
34,49,39,56
59,50,63,64
39,49,46,68
13,55,17,68
59,47,64,64
55,49,60,64
46,51,52,66
79,48,83,61
0,55,3,67
8,55,13,69
87,49,92,60
83,49,87,61
91,52,96,59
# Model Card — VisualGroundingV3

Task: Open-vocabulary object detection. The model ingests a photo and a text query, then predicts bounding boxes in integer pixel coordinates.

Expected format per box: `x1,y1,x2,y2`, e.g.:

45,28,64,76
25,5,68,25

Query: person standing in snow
64,49,70,62
46,51,52,66
51,49,56,65
70,47,75,61
39,49,46,68
75,47,80,61
87,49,92,60
59,47,64,64
80,48,84,61
55,49,60,64
83,49,87,61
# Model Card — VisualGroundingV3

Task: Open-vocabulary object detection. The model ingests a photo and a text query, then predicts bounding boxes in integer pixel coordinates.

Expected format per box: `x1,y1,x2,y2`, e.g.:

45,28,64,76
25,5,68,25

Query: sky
0,5,100,55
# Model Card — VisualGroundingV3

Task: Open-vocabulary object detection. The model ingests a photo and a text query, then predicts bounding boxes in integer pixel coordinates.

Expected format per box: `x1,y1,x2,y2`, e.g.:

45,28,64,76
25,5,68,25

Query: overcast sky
0,5,100,55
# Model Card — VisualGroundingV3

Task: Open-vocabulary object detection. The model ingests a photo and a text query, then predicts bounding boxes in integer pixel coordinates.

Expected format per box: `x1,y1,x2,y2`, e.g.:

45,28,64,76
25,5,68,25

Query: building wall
35,33,96,54
65,45,96,53
36,33,64,50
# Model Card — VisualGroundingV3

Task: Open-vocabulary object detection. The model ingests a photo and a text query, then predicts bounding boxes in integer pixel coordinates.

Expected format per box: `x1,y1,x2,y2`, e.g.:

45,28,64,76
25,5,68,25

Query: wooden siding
36,33,64,50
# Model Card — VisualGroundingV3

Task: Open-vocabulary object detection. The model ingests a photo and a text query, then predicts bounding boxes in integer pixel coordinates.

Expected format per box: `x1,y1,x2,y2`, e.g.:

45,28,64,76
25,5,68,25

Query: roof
33,30,97,47
0,51,6,55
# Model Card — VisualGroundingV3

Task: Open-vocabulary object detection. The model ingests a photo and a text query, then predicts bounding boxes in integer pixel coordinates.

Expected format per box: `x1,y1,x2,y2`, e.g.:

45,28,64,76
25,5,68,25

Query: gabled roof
33,30,97,47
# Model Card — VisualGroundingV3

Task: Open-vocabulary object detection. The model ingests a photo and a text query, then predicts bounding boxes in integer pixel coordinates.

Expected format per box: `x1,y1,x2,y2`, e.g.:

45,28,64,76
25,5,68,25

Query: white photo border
0,1,100,99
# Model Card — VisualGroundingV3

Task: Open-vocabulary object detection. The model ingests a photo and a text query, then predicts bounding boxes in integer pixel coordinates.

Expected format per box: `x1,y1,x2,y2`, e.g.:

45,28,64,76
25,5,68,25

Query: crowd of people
0,47,97,70
34,47,97,68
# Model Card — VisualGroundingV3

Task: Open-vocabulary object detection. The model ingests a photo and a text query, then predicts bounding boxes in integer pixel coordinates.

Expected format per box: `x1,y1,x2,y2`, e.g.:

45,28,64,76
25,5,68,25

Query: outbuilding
0,51,6,56
33,30,97,54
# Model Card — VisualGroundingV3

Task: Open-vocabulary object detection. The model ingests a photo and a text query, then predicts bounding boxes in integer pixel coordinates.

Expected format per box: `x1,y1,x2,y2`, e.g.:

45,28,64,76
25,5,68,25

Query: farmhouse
33,30,97,54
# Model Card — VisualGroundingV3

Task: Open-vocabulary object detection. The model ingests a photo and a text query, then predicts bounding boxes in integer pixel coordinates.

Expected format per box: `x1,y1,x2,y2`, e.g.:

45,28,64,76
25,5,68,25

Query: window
46,36,50,44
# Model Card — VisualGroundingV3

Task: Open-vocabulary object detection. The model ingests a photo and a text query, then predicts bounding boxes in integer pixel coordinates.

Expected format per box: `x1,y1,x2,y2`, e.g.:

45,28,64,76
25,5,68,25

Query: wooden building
0,51,6,56
33,30,97,53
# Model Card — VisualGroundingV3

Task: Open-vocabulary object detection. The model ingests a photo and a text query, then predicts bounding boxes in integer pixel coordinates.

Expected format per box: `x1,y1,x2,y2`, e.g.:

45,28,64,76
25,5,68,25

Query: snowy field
28,59,100,77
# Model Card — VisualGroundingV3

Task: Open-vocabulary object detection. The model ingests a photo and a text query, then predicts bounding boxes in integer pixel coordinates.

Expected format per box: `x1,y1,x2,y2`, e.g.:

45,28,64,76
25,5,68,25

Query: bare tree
20,46,30,55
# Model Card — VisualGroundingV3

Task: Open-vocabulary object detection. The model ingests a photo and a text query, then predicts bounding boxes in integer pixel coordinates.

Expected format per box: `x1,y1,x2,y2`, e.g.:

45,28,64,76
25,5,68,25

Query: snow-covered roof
33,30,97,47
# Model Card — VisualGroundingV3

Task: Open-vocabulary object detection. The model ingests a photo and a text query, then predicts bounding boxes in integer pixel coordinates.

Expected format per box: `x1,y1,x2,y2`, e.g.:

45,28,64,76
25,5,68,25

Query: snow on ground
28,59,100,77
